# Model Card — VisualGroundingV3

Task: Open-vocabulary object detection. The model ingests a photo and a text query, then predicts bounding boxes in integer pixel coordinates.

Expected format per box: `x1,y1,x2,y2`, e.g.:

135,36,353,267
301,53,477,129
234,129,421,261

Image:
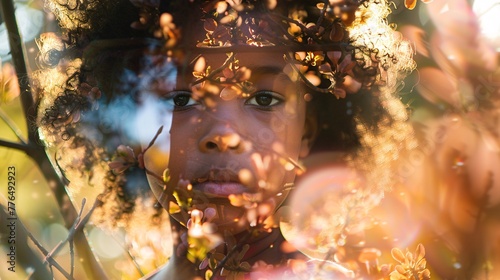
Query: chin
203,201,250,232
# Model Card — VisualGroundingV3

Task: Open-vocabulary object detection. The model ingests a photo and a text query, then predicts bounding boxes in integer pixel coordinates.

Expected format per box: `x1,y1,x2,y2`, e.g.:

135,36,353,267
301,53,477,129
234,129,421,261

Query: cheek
255,113,306,190
270,110,306,156
248,103,305,151
168,122,200,173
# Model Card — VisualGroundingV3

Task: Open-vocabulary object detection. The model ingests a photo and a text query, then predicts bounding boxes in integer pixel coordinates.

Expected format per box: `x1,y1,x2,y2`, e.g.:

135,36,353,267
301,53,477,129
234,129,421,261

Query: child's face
144,52,312,233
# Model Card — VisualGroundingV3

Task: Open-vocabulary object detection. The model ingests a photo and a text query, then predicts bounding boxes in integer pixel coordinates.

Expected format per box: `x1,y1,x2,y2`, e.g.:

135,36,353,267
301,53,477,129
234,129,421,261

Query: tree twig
210,231,253,280
25,231,74,279
0,3,110,275
0,203,53,280
0,138,28,152
0,0,36,144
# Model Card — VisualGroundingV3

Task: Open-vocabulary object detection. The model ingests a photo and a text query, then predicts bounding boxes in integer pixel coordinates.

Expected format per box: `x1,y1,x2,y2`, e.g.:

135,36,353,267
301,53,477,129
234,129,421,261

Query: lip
193,181,249,198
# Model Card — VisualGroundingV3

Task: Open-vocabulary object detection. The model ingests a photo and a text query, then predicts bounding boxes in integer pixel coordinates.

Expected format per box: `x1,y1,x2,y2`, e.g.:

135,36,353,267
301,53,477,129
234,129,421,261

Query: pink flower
108,145,137,174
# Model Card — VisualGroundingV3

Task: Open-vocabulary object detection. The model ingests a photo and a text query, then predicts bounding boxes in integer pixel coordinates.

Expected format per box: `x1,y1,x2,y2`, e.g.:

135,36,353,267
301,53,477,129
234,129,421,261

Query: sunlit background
473,0,500,51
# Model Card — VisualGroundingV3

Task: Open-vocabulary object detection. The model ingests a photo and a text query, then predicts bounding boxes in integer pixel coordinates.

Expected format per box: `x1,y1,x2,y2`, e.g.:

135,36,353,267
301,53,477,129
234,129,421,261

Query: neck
168,217,304,276
235,227,285,264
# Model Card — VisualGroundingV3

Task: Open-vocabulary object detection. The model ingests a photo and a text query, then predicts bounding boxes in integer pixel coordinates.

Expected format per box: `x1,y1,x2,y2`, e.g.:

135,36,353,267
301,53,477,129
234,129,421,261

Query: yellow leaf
415,243,425,261
395,264,406,274
205,269,213,280
168,201,181,214
405,0,417,10
391,248,406,264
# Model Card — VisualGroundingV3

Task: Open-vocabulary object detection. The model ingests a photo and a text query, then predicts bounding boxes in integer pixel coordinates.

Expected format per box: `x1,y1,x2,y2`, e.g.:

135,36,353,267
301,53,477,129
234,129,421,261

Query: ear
299,111,318,158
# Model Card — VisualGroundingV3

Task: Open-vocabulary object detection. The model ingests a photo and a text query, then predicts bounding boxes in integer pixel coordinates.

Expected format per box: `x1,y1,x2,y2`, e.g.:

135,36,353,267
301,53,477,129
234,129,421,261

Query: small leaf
199,258,209,270
193,71,206,79
329,21,345,42
163,168,171,183
421,268,431,279
405,0,417,10
204,18,217,32
391,248,406,264
209,255,218,269
415,243,425,261
223,67,234,79
416,259,427,271
305,72,321,86
399,25,429,57
205,269,213,280
236,244,250,261
239,261,252,271
333,88,346,99
168,201,181,214
395,264,406,274
405,251,413,266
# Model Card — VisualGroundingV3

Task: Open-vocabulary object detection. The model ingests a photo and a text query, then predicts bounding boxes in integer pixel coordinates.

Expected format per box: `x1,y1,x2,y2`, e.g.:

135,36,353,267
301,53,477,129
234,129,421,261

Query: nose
199,124,244,153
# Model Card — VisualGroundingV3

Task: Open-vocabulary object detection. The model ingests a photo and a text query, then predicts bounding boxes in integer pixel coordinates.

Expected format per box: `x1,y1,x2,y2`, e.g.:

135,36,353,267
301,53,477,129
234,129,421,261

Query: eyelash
162,91,199,110
245,91,284,108
163,90,284,110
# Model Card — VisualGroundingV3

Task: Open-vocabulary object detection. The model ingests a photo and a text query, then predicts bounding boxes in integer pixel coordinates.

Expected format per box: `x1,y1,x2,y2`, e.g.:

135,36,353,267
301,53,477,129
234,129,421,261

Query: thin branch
284,52,335,94
41,199,85,276
142,125,164,154
191,53,236,87
121,241,146,277
0,0,37,144
0,203,53,279
25,230,74,280
0,107,27,144
0,138,28,152
140,125,167,183
70,239,75,278
25,140,108,279
0,7,107,278
210,232,253,280
45,198,100,262
182,43,346,54
145,168,164,183
28,198,101,280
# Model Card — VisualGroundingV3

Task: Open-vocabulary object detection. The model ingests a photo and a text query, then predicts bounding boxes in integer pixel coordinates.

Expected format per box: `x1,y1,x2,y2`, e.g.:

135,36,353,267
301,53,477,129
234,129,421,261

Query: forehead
171,50,295,91
132,50,297,94
194,51,287,69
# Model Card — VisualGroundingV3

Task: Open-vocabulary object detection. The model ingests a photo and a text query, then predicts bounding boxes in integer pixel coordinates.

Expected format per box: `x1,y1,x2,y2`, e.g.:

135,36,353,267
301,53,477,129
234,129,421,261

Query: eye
245,91,283,108
163,91,199,109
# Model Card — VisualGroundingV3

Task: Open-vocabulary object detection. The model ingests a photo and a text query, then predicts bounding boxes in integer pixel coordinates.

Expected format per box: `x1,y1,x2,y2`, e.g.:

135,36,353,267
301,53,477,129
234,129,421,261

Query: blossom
389,244,431,280
404,0,433,10
108,145,137,174
186,209,223,263
159,13,181,48
77,82,101,110
229,192,276,228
